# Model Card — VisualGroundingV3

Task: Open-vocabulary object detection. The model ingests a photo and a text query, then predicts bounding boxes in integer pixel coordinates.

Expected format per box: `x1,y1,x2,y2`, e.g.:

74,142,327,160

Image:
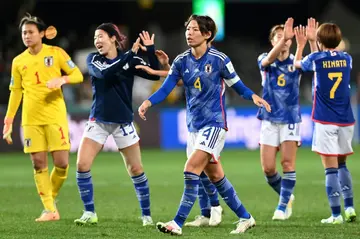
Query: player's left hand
139,31,155,46
138,100,152,121
47,77,66,89
252,94,271,112
294,25,307,48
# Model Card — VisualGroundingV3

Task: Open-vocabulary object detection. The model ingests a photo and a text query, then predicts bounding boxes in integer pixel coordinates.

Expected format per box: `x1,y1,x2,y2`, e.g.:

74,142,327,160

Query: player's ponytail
96,23,127,50
19,13,57,40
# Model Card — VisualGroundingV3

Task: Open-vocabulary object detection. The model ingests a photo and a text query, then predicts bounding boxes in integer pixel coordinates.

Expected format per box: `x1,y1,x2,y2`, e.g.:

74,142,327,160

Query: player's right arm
87,52,134,79
260,18,294,67
3,58,23,144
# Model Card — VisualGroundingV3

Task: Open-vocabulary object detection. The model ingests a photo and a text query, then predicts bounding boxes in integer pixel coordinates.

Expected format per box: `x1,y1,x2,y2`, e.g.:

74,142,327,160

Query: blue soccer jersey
87,47,160,124
257,53,302,124
301,50,355,125
149,47,254,132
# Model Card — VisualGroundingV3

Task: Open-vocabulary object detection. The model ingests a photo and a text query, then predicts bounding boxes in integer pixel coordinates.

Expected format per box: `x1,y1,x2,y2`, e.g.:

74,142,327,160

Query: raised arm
306,18,319,53
261,17,294,67
294,25,307,69
139,31,160,71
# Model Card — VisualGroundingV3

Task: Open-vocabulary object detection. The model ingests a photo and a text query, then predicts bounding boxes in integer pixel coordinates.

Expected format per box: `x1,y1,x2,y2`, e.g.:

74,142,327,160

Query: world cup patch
44,56,54,67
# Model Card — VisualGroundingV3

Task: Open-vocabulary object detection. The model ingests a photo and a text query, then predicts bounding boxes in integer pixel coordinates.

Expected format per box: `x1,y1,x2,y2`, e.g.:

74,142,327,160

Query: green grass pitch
0,147,359,239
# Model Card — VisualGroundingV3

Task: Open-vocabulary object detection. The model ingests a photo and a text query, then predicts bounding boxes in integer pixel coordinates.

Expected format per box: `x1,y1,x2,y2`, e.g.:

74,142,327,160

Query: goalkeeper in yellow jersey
2,13,83,222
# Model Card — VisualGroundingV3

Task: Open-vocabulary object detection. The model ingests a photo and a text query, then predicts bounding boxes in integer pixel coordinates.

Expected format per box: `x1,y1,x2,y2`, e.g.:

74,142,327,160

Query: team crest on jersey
288,65,295,72
24,138,31,147
44,56,54,67
205,64,212,73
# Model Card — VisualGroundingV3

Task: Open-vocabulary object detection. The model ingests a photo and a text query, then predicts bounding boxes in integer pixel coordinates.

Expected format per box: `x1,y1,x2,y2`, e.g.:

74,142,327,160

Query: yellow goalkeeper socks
34,168,55,212
50,165,69,199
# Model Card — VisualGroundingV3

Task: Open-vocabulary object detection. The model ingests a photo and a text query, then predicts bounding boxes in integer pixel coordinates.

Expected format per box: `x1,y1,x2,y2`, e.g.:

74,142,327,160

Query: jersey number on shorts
194,77,202,91
277,74,285,87
120,124,135,136
59,127,65,139
328,72,342,99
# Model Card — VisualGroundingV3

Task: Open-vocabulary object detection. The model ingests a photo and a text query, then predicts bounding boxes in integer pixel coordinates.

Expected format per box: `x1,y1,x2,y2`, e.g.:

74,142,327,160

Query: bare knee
52,151,69,169
76,157,92,172
127,163,144,176
31,153,47,171
207,171,223,183
281,157,295,172
262,165,277,176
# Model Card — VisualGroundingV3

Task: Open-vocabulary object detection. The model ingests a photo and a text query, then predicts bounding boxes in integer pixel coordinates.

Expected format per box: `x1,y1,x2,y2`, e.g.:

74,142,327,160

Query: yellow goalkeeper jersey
9,44,83,125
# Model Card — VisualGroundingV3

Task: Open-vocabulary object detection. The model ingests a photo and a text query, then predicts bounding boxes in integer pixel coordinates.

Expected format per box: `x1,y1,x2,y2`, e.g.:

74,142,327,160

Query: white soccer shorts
186,126,226,163
259,120,301,147
312,122,354,156
82,121,139,149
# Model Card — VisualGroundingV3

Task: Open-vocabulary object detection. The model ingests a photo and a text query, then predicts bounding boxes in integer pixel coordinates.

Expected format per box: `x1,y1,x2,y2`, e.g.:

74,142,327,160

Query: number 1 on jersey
194,77,202,91
328,72,342,99
35,72,41,84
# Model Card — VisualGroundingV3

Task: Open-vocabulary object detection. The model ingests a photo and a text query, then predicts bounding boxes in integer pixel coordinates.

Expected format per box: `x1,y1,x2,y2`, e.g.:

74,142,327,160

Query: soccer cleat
209,205,223,226
184,215,210,227
285,194,295,219
35,209,60,222
156,220,182,236
345,207,356,222
230,215,256,234
142,215,154,226
272,209,286,220
321,215,344,224
74,211,98,226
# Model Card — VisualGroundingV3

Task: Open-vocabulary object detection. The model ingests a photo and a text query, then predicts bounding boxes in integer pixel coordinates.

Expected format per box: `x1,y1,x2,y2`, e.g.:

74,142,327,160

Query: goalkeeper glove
3,117,13,145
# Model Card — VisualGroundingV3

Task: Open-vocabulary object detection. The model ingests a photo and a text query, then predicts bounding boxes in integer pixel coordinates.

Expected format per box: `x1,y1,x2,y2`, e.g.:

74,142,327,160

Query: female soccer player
137,49,224,227
294,19,356,224
74,23,160,226
2,13,83,221
138,15,271,235
256,18,300,220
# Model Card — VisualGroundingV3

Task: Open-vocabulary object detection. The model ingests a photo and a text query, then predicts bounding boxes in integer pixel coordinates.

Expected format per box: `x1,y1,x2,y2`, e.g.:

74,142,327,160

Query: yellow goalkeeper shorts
22,123,70,153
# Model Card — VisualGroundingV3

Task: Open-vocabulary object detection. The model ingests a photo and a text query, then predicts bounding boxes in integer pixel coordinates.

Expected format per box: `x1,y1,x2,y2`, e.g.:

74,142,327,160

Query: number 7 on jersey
328,72,342,99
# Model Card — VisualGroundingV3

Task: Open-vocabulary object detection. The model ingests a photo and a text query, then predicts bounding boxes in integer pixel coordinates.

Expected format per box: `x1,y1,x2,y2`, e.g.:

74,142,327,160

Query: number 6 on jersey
194,77,202,91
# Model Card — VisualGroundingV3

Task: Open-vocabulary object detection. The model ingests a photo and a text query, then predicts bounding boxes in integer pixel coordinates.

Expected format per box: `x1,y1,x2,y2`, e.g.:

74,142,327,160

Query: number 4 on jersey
194,77,202,91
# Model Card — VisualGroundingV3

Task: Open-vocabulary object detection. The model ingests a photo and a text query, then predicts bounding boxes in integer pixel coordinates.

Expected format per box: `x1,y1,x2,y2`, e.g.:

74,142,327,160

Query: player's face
271,29,292,52
94,29,116,55
185,20,210,47
22,24,43,48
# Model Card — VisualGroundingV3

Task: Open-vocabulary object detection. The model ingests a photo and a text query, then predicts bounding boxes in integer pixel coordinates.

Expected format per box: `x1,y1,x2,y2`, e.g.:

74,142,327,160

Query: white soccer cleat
156,220,182,236
230,215,256,234
141,215,154,226
272,209,286,220
184,215,209,227
285,194,295,219
321,215,344,224
345,207,356,222
209,205,223,226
